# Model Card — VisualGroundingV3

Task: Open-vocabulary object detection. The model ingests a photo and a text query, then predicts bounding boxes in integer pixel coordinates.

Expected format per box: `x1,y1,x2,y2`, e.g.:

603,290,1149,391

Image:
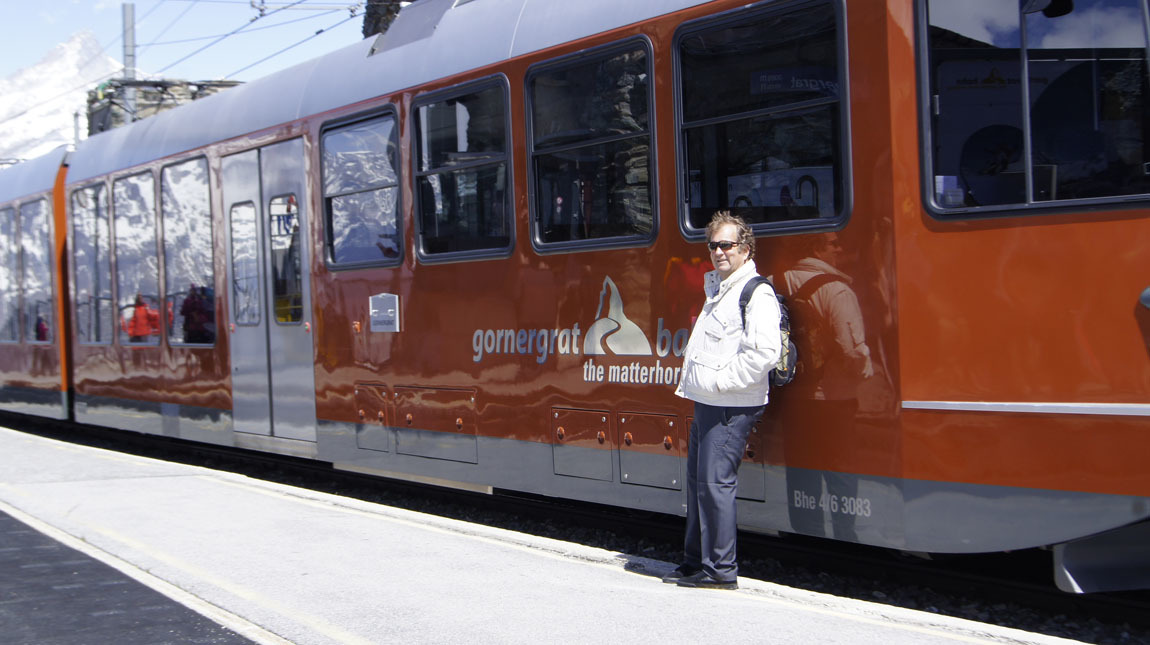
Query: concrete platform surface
0,426,1084,645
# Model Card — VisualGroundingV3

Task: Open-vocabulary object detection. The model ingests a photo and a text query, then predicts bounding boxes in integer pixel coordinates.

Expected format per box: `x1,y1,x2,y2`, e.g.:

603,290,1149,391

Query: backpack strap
788,272,843,303
738,276,775,328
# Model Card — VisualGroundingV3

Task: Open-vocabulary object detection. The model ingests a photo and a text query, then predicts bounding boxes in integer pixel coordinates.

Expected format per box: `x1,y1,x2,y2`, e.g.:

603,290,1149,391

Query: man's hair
705,210,755,259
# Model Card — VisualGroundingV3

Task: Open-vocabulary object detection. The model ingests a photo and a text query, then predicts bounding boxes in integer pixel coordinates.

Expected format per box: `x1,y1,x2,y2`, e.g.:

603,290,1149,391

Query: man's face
709,223,750,280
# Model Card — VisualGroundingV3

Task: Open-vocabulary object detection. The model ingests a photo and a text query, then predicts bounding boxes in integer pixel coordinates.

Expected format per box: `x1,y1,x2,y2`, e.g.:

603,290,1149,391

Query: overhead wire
154,0,309,74
143,9,341,46
140,0,200,56
224,13,358,79
2,0,363,130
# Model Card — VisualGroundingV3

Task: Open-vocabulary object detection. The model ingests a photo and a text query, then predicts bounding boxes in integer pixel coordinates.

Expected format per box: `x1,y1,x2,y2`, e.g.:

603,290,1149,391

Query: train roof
66,0,712,184
0,146,68,205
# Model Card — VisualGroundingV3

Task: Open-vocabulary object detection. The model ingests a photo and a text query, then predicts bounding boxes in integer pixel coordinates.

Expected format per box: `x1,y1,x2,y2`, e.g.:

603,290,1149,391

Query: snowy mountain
0,31,122,162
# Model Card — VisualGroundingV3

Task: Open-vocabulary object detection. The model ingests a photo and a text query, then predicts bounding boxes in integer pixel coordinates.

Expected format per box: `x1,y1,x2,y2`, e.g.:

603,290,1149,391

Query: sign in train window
677,0,847,232
268,194,303,324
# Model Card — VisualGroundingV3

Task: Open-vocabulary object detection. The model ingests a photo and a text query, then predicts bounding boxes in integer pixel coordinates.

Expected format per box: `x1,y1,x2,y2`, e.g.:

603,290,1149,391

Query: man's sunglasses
707,240,741,251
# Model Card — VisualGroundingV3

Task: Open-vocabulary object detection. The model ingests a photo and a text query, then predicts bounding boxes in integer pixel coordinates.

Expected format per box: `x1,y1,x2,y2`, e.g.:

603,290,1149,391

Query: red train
1,0,1147,593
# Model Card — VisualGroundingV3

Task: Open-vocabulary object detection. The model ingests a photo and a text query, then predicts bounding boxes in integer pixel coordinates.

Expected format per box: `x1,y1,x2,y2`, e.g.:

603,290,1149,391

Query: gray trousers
683,402,764,581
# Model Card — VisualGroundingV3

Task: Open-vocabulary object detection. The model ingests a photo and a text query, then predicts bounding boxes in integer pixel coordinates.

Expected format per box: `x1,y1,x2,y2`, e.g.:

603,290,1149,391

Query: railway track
8,412,1149,644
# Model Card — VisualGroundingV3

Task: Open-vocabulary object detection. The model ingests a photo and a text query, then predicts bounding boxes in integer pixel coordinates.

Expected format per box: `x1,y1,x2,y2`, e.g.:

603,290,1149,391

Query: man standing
665,211,782,590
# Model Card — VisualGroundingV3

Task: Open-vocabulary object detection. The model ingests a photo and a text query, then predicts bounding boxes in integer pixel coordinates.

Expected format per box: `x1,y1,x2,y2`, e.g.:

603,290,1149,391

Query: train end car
0,146,71,419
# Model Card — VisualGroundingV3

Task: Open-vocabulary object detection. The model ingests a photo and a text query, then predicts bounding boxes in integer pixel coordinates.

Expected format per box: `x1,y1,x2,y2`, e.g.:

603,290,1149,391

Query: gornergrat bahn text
0,0,1147,594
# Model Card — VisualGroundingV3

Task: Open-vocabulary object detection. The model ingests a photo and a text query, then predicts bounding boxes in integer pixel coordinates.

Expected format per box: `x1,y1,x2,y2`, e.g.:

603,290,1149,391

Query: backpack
738,276,797,387
785,273,844,380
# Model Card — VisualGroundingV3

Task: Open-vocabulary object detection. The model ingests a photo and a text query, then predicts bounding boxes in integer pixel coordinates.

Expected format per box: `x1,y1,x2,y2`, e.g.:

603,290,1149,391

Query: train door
222,139,317,441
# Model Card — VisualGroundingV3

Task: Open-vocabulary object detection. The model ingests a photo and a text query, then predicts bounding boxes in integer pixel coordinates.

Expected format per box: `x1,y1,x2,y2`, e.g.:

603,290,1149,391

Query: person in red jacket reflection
122,294,161,343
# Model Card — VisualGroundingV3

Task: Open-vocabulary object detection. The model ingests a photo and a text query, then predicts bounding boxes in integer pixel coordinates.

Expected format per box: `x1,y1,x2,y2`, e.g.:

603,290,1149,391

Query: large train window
269,194,303,324
923,0,1150,213
414,78,512,259
72,184,114,344
0,207,18,342
528,40,654,248
161,157,215,345
321,112,401,267
229,202,261,326
676,0,847,234
113,172,161,346
20,199,53,343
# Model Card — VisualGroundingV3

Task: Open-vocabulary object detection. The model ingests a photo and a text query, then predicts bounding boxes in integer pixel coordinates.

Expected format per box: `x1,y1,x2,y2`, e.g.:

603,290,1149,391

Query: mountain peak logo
583,276,651,356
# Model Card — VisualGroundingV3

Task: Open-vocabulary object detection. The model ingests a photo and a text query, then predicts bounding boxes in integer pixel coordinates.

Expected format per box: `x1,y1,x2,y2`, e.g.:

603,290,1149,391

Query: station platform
0,425,1083,645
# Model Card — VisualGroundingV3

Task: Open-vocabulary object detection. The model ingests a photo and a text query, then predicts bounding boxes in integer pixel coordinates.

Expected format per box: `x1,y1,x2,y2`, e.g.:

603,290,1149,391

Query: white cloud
1036,6,1147,49
928,0,1020,46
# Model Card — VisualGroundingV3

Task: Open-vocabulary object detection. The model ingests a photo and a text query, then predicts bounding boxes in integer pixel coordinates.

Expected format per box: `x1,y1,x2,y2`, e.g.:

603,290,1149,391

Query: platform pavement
0,426,1086,645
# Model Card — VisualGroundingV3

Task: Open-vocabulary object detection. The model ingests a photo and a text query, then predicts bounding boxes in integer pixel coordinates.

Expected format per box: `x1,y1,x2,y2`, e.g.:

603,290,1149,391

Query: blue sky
3,0,371,82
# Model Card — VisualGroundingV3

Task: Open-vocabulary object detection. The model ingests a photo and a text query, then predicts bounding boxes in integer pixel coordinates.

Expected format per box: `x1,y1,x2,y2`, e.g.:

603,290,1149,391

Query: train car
0,146,70,419
1,0,1148,593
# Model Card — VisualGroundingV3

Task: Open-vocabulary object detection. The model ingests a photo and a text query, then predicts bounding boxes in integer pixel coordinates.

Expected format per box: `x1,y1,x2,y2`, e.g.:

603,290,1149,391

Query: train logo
471,274,684,389
583,276,652,356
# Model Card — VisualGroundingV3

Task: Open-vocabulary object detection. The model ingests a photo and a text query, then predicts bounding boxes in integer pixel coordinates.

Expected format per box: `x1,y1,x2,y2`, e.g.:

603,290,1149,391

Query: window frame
525,36,658,254
915,0,1150,220
319,106,404,271
673,0,852,241
412,75,515,264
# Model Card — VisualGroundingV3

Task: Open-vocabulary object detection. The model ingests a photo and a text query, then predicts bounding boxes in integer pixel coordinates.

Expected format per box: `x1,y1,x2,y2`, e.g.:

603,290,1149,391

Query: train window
677,1,846,233
528,42,654,247
923,0,1150,213
72,184,114,344
162,158,215,345
268,194,303,324
414,79,512,258
0,207,18,342
229,202,261,326
20,199,53,344
113,172,161,346
321,113,401,266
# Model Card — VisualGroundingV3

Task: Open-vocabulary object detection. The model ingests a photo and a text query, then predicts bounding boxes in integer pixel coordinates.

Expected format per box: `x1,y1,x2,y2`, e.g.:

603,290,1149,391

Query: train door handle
1141,286,1150,310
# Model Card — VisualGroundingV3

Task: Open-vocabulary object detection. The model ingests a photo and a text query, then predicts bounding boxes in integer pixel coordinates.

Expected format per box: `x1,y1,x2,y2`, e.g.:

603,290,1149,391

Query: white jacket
675,260,782,407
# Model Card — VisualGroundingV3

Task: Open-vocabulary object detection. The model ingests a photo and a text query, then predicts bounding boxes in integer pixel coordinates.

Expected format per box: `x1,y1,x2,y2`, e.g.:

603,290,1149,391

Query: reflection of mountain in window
322,115,402,265
530,45,653,245
71,185,114,344
229,202,261,326
113,172,160,345
20,200,53,343
162,157,215,345
0,207,19,342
